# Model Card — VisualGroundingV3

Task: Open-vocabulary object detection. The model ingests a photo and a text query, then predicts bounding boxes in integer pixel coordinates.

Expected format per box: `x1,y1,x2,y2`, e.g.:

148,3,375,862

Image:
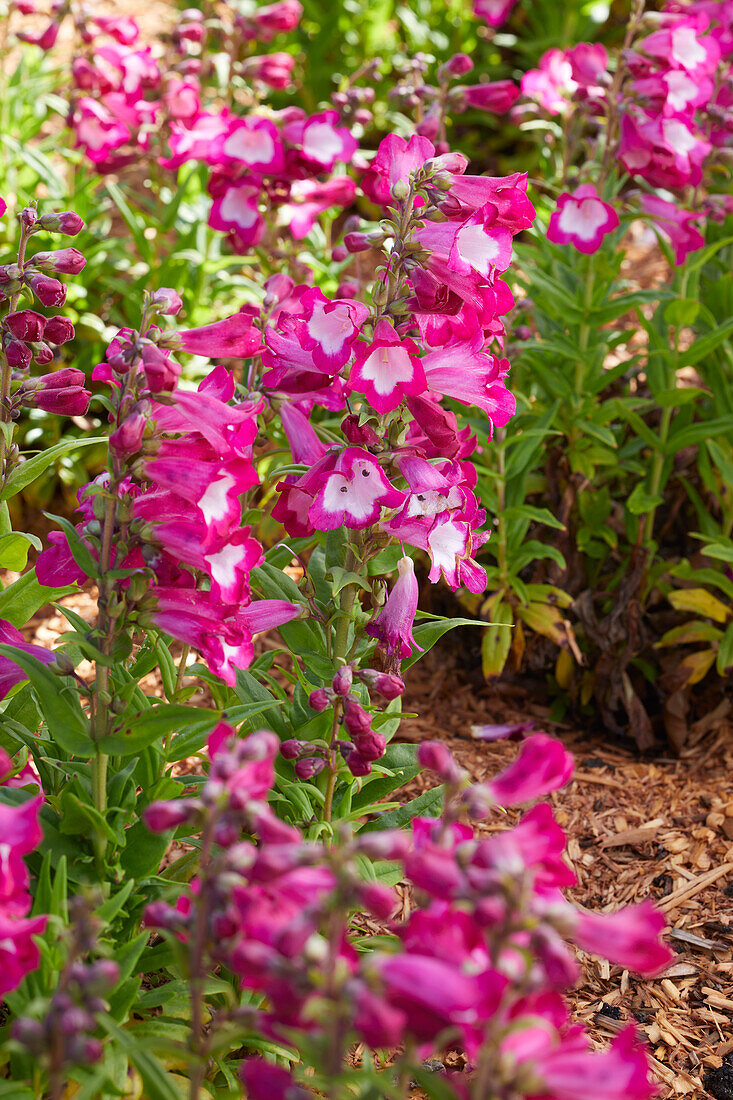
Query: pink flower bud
352,728,386,762
417,740,464,782
280,739,306,760
5,340,31,369
263,272,294,309
308,688,330,712
332,665,353,695
151,287,183,316
37,211,84,236
358,881,397,920
141,344,181,393
43,316,74,345
143,799,196,832
20,208,37,229
344,231,374,253
340,414,381,447
32,343,54,366
109,409,146,455
347,750,372,777
358,669,405,699
443,53,474,76
24,369,91,415
5,310,45,341
343,697,372,736
27,273,66,307
30,248,86,275
294,756,325,780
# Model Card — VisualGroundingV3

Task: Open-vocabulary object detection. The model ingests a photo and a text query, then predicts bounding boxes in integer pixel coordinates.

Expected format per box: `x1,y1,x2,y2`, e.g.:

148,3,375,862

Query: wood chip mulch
399,648,733,1100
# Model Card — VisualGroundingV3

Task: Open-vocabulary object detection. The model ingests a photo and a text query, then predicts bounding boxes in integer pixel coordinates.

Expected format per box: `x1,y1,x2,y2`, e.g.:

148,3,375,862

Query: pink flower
531,1026,657,1100
461,81,520,114
275,176,356,240
640,195,705,266
217,117,284,173
521,49,577,115
362,133,437,205
306,449,404,530
349,320,426,414
0,911,47,997
570,900,674,976
243,52,296,89
547,184,619,254
208,181,264,249
482,733,574,808
365,556,422,659
472,0,518,27
286,110,358,171
0,620,55,700
241,0,303,41
421,338,515,430
241,1059,311,1100
175,310,262,358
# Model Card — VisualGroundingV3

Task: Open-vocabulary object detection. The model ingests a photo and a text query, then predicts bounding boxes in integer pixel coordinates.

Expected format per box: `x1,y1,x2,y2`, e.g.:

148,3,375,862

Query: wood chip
660,863,733,910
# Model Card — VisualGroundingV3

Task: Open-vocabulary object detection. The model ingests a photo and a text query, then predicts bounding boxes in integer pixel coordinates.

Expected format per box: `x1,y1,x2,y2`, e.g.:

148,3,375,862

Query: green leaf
503,505,565,531
99,1018,182,1100
103,704,220,757
44,512,99,579
403,617,485,670
1,437,106,500
360,785,444,832
680,318,733,367
625,483,664,516
0,645,91,756
664,298,700,327
0,531,41,571
717,622,733,676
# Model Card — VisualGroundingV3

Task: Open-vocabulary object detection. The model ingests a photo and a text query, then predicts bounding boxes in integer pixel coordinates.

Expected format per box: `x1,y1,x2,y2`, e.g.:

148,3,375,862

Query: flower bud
109,409,146,455
391,179,409,201
343,697,372,736
36,210,84,236
5,309,45,341
32,342,54,366
357,669,405,700
263,272,294,309
308,688,330,712
442,53,474,77
150,287,183,316
344,231,376,253
30,247,86,275
352,728,386,762
358,881,397,920
27,273,66,307
294,756,325,780
341,414,381,447
5,340,32,369
280,738,306,760
143,799,196,833
20,207,37,229
43,316,75,345
12,1017,45,1053
417,740,464,782
347,750,372,777
332,665,353,696
141,344,181,393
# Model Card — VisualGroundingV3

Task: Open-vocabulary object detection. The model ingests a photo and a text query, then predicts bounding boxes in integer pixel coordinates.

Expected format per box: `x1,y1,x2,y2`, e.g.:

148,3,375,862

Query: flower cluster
519,2,733,262
12,899,121,1081
0,749,46,997
389,52,520,149
144,726,671,1099
0,203,91,483
35,296,303,687
13,0,360,250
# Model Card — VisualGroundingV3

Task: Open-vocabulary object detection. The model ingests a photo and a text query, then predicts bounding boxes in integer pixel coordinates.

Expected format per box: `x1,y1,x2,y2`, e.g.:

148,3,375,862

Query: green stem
574,258,595,395
642,405,672,545
90,493,117,871
323,554,360,826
